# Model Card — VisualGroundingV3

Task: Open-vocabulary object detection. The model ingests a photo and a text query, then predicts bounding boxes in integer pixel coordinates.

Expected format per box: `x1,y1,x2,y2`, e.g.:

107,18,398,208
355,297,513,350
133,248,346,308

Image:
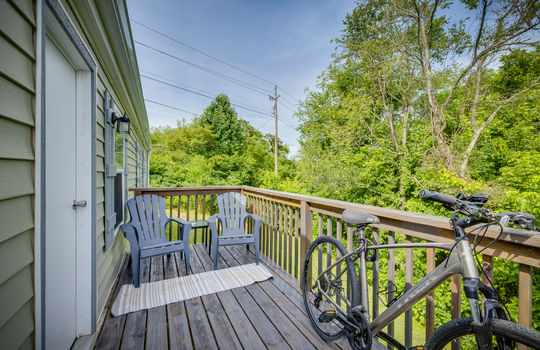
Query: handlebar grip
419,189,457,206
498,211,536,221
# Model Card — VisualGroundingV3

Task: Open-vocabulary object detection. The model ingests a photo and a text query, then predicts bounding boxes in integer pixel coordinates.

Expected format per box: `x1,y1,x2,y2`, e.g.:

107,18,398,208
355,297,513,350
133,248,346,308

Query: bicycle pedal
408,346,424,350
318,310,337,323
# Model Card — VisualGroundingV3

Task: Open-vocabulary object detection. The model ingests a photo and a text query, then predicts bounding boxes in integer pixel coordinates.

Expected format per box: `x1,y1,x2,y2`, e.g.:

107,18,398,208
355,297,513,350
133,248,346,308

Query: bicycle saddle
342,209,380,226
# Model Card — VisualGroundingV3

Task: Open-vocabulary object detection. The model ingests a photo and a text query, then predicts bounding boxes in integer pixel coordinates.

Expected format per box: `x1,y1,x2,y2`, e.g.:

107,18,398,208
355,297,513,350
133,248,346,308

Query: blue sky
127,0,356,155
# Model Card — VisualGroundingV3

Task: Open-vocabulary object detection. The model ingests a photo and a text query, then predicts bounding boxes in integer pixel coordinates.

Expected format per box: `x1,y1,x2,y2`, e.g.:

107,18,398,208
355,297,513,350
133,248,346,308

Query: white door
44,37,79,349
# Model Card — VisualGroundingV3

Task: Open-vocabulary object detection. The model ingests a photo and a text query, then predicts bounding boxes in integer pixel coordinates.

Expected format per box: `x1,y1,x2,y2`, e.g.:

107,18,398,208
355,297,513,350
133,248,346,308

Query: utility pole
269,85,279,175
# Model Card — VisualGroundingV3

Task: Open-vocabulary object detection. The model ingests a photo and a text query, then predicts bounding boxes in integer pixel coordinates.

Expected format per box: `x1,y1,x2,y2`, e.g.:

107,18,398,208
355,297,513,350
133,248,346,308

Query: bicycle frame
315,232,482,335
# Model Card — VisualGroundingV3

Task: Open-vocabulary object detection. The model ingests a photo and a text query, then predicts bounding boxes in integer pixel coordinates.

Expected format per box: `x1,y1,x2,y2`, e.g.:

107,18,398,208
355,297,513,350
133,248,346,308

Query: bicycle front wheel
301,235,360,341
425,317,540,349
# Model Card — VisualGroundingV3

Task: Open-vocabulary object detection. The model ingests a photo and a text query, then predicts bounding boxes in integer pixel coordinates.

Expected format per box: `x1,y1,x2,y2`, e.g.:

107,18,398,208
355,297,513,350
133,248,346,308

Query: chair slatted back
126,194,168,247
216,192,247,235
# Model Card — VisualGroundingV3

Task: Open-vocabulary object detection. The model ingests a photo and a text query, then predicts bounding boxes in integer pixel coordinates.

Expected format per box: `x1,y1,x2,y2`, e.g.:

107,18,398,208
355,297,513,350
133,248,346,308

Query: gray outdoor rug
111,263,273,316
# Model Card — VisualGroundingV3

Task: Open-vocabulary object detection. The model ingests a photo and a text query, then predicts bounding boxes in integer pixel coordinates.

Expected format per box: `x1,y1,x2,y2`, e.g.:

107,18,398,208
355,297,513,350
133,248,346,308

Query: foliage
149,94,295,188
293,0,539,333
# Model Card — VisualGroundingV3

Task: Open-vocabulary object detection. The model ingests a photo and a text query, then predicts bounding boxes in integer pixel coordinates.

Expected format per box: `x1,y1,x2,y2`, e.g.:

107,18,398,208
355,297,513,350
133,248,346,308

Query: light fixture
112,113,131,134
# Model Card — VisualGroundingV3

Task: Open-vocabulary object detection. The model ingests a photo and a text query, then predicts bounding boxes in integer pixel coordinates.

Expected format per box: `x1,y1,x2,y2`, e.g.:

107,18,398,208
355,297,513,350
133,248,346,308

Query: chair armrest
243,213,263,235
165,218,192,241
207,214,224,239
120,223,140,251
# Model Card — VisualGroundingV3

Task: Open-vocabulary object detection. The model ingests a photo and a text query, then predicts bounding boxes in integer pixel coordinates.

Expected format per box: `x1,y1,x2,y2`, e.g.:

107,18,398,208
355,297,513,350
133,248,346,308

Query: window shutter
135,141,140,187
104,91,117,250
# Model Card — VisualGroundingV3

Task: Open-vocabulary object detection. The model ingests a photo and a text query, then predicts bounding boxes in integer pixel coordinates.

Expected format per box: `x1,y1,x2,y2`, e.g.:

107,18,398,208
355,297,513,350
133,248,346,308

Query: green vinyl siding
0,0,35,349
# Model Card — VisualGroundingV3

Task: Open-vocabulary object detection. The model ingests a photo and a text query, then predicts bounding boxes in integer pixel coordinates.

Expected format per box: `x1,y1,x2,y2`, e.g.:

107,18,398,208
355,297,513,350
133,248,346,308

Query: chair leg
184,247,190,275
255,243,260,265
212,244,219,270
131,251,141,288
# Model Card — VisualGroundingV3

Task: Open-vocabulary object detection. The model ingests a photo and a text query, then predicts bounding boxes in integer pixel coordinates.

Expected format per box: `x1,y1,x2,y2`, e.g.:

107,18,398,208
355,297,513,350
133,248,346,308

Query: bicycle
301,189,540,349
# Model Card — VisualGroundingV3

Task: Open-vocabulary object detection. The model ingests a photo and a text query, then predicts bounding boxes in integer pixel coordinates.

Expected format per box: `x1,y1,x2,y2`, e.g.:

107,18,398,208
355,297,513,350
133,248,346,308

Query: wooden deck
94,244,353,350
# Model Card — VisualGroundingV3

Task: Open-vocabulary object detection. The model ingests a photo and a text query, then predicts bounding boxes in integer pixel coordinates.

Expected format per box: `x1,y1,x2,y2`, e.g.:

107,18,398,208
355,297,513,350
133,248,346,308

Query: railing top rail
130,186,540,266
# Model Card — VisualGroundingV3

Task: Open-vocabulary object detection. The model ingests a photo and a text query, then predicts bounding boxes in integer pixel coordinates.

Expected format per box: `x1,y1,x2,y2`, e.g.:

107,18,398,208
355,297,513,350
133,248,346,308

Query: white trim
34,0,43,348
75,69,93,335
43,5,95,343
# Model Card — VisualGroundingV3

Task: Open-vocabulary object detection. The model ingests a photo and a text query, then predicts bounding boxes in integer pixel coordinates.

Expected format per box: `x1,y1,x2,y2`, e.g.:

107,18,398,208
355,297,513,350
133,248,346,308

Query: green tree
195,94,246,154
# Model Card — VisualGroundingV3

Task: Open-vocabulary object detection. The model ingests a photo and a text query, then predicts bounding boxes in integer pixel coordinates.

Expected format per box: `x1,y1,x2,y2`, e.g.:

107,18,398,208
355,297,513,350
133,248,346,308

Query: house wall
0,0,37,348
0,0,150,347
60,0,150,319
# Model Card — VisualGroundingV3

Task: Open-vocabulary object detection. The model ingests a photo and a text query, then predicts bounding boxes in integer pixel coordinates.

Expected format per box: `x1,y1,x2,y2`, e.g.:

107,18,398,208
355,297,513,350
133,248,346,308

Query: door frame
35,0,97,348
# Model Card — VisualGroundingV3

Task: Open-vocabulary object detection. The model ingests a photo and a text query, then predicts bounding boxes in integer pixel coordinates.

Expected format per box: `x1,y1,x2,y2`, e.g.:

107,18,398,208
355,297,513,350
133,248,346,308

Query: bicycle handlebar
419,189,537,231
419,190,458,207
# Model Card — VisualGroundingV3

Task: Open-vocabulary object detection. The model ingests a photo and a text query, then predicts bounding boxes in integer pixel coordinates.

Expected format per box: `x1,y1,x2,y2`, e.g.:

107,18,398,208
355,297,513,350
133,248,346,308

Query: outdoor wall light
112,113,131,134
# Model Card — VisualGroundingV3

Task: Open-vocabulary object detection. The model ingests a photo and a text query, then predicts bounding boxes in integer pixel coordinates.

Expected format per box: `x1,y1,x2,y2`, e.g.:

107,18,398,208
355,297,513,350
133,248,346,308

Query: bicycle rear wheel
425,317,540,349
301,235,360,341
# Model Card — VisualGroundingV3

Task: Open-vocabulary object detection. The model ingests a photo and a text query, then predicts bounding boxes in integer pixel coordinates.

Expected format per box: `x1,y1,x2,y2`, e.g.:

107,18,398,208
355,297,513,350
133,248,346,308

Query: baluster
202,195,207,246
262,199,267,256
169,196,173,240
288,207,293,274
281,205,287,269
209,195,214,254
317,214,323,280
273,202,278,263
294,208,299,279
186,195,190,222
387,231,395,337
405,235,413,348
346,225,353,300
426,247,435,339
372,227,379,319
326,216,332,270
518,263,532,350
177,195,182,240
194,195,199,244
336,218,342,306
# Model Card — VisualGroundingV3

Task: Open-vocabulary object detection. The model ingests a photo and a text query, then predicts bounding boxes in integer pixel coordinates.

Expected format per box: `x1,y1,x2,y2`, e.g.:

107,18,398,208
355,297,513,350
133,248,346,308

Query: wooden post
482,255,493,304
300,201,313,287
387,231,395,337
518,263,532,350
169,196,173,240
405,235,413,348
426,248,435,339
451,275,461,350
317,214,323,278
372,227,379,319
288,207,293,274
336,219,343,306
294,208,299,278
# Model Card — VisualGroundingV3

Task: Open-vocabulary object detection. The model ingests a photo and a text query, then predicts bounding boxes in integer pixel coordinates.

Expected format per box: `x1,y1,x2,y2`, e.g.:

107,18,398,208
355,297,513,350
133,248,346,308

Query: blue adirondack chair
208,192,262,269
121,194,191,287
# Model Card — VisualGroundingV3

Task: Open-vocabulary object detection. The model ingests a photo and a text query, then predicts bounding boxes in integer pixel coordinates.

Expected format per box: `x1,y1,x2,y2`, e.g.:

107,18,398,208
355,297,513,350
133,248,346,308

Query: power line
278,101,297,113
141,69,214,96
142,70,274,116
144,99,197,115
135,40,272,97
278,86,299,104
131,18,276,87
141,74,273,118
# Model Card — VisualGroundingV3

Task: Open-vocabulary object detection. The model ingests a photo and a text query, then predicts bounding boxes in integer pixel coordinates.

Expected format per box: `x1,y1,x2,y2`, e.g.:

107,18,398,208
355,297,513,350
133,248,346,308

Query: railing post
451,275,462,350
405,235,413,348
518,264,532,350
300,200,313,287
387,231,395,338
426,248,435,339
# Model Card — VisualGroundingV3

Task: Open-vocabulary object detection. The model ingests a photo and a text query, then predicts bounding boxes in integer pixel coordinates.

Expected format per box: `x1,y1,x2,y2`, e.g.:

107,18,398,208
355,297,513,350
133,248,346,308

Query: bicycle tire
425,317,540,349
301,235,360,341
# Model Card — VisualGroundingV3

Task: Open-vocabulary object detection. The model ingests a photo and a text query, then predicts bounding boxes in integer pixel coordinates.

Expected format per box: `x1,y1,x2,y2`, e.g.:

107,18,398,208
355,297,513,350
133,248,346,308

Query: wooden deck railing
131,186,540,347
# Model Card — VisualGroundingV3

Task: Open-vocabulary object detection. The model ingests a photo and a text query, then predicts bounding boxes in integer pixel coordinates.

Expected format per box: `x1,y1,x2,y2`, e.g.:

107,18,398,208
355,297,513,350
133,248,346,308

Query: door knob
73,200,87,209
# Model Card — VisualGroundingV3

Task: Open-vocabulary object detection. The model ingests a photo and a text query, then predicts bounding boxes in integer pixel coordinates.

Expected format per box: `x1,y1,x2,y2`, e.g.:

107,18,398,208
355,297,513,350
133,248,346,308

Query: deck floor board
94,244,346,350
